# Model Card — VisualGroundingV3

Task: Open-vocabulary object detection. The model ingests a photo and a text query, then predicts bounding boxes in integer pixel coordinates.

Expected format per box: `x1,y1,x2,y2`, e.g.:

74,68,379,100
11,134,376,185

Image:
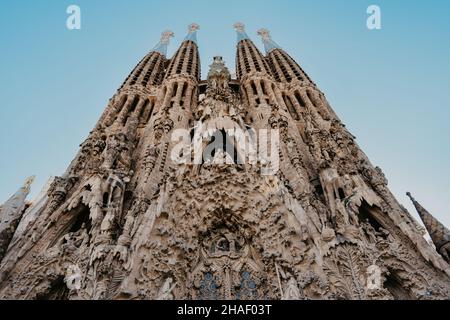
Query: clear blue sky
1,0,449,229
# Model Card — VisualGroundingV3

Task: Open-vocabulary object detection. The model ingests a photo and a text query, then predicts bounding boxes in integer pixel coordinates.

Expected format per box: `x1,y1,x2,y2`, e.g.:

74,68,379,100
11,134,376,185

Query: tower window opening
187,47,194,74
142,56,158,87
261,81,267,95
129,96,140,113
172,82,178,98
68,204,92,235
241,46,251,73
195,52,201,79
293,69,303,80
124,55,145,87
294,91,305,108
269,52,282,81
122,96,139,125
36,276,70,300
180,83,188,107
306,90,318,108
153,61,165,85
338,188,346,200
247,44,262,72
282,51,300,75
195,64,200,79
251,81,258,95
268,55,278,78
190,88,197,108
181,82,188,98
283,94,299,121
384,270,413,300
139,99,150,123
357,201,383,232
299,66,312,82
144,100,154,124
263,58,272,76
129,56,150,86
103,192,109,208
274,52,291,83
115,95,128,115
176,65,183,74
167,60,175,76
236,51,243,78
106,94,128,126
279,147,284,162
176,47,188,74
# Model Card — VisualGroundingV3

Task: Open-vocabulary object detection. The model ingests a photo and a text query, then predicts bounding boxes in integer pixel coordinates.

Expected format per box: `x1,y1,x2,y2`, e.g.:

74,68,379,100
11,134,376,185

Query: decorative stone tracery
0,24,448,300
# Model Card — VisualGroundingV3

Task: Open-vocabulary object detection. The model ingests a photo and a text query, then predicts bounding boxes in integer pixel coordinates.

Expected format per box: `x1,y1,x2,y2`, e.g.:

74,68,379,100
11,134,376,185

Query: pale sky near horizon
0,0,449,230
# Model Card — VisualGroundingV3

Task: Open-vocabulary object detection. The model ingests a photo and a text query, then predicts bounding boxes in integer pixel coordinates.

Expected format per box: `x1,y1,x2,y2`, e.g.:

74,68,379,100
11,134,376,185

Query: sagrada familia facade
0,23,449,300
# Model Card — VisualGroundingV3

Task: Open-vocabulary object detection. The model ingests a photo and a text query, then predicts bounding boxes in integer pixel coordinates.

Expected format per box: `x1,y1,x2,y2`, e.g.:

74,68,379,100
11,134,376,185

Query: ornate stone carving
1,31,449,301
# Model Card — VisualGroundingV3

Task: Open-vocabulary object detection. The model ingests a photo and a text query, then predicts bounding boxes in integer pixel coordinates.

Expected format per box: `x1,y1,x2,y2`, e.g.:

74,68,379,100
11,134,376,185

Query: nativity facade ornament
0,24,449,300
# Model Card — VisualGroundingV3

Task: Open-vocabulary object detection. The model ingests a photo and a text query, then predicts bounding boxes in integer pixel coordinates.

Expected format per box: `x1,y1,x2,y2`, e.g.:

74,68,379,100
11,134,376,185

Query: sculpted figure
157,277,176,300
2,41,450,301
283,275,302,300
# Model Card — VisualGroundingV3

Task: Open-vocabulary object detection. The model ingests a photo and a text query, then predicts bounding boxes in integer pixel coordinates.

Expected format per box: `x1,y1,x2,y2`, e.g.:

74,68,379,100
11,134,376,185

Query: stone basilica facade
0,24,449,300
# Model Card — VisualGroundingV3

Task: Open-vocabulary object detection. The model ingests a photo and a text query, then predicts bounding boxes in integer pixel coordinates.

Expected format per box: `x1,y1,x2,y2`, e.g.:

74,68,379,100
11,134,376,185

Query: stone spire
234,23,272,80
2,24,450,301
258,28,314,85
165,23,201,80
184,23,200,44
152,30,174,56
407,192,450,261
118,29,172,91
257,28,281,54
233,22,250,42
0,176,34,262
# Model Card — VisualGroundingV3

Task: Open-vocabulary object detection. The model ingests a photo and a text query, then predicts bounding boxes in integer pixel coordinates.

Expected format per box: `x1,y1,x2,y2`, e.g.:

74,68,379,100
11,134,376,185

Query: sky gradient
1,0,449,229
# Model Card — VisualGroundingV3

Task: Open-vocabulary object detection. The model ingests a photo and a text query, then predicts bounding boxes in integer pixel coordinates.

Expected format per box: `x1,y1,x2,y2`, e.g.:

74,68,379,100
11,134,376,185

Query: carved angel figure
283,276,302,300
156,277,176,300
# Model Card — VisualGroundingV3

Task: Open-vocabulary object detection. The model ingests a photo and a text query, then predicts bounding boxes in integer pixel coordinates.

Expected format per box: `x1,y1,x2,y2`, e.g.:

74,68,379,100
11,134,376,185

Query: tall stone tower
0,23,449,300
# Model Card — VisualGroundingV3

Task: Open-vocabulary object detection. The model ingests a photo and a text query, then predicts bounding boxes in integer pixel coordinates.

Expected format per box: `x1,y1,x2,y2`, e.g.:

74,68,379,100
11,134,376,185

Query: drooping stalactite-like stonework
0,24,449,300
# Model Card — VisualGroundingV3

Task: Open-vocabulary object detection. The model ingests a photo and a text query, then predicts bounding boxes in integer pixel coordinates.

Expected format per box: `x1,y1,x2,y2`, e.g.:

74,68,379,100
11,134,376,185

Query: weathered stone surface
0,24,448,300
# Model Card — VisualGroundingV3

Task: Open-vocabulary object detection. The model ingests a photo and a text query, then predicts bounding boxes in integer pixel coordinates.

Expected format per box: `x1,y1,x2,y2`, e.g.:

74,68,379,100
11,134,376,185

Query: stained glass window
235,271,258,300
198,272,220,300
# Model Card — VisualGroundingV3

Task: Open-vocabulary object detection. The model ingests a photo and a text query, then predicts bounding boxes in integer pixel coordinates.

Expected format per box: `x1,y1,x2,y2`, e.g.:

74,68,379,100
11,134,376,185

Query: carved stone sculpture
0,24,448,300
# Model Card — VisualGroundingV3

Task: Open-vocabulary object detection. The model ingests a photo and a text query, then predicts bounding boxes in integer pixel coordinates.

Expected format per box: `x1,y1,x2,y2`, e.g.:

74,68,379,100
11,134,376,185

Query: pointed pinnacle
23,176,35,192
233,22,245,33
160,30,174,44
257,28,271,41
257,28,281,53
152,30,174,56
188,23,200,33
407,192,450,251
185,23,200,44
233,22,250,42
